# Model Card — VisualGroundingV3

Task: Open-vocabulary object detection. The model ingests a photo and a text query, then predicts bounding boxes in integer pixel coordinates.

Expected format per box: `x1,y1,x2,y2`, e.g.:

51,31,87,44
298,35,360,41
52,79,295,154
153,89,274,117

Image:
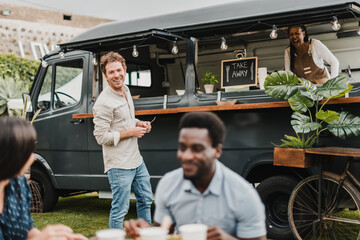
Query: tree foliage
0,53,40,116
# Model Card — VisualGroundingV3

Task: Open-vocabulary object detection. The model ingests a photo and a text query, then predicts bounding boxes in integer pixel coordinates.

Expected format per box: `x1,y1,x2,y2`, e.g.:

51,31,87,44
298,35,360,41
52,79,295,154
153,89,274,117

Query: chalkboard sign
221,57,258,88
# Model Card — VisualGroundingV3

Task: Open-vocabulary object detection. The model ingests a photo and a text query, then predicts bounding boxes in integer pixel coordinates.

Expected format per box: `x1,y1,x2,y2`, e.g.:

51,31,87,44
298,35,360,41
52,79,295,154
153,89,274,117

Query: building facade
0,3,112,59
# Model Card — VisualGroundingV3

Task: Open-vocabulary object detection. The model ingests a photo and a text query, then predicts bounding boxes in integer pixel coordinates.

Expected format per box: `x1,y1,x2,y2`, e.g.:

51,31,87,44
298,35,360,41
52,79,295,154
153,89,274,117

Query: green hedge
0,53,40,115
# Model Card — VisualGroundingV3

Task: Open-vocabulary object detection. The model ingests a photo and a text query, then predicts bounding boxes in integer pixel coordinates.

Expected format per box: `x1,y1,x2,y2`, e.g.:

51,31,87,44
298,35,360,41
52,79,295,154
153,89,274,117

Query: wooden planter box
273,147,316,168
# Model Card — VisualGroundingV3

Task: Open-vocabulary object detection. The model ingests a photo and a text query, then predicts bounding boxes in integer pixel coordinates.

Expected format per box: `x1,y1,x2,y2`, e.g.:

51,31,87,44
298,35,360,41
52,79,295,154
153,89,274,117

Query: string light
41,60,48,67
331,16,341,31
171,41,178,54
220,37,228,50
270,25,278,39
59,51,65,58
132,45,139,57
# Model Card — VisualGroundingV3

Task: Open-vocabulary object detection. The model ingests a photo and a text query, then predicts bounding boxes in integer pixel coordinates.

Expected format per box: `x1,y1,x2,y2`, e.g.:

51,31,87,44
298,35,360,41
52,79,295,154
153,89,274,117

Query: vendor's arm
313,39,339,78
284,47,291,72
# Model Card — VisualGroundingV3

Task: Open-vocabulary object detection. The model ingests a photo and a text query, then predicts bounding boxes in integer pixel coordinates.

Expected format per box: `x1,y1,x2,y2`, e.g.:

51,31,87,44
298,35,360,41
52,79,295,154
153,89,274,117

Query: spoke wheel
288,172,360,240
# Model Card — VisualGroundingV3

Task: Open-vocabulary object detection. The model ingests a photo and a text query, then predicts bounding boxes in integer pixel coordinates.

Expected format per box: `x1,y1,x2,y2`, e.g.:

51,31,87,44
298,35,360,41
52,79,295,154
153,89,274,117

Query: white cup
179,224,208,240
139,227,167,240
95,229,125,240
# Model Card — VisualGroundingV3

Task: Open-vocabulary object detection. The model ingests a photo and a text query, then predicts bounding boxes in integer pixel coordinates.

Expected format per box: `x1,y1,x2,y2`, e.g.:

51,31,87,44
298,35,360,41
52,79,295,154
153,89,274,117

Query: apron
293,40,328,84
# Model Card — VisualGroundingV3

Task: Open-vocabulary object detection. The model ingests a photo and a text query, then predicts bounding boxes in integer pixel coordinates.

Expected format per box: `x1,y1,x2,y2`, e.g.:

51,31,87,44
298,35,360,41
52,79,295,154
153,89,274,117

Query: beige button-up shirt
93,85,142,173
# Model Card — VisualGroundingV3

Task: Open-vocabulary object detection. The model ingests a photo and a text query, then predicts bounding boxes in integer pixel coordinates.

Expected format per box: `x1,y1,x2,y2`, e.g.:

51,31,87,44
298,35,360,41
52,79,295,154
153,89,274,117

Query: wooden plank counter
72,96,360,119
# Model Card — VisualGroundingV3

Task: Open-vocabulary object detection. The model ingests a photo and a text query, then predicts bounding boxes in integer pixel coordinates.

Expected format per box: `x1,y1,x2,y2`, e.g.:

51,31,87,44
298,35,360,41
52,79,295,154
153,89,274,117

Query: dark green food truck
25,0,360,239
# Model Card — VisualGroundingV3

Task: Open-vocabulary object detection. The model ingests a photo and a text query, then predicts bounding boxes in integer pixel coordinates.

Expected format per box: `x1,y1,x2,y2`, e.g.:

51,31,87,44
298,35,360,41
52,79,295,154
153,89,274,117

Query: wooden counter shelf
274,146,360,168
72,96,360,119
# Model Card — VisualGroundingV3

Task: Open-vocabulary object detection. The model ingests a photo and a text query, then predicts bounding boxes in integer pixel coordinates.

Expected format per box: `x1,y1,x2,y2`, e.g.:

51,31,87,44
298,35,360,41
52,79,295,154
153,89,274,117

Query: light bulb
270,25,278,39
59,51,65,58
331,16,341,31
132,45,139,58
220,37,228,50
41,60,48,67
171,41,178,54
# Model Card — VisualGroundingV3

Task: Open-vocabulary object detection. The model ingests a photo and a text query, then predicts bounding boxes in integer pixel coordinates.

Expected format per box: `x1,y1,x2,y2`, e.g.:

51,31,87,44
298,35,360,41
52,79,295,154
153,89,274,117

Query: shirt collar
107,85,128,97
182,160,223,196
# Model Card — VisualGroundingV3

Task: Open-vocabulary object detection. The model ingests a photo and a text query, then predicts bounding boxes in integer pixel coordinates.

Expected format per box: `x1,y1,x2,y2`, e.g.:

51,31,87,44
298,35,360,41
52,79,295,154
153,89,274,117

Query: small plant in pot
201,71,218,93
264,71,360,149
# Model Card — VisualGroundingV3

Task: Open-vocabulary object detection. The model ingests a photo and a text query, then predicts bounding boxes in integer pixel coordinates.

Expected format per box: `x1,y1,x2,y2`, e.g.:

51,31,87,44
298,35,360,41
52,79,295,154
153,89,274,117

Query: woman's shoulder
310,39,323,46
10,176,30,191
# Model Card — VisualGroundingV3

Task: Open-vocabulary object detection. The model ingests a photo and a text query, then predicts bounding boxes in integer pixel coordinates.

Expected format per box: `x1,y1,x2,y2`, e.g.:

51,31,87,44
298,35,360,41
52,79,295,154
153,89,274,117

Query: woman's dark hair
179,112,225,147
0,117,37,180
288,25,309,71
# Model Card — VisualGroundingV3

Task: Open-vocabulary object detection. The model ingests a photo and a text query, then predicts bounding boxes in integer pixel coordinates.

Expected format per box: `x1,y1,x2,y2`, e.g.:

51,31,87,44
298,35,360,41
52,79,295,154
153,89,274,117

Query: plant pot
204,84,214,93
273,147,317,168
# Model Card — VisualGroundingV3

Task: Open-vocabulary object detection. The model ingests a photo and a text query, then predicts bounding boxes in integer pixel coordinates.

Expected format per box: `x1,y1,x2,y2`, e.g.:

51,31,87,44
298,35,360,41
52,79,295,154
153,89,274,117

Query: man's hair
179,112,225,147
100,51,126,74
0,117,37,180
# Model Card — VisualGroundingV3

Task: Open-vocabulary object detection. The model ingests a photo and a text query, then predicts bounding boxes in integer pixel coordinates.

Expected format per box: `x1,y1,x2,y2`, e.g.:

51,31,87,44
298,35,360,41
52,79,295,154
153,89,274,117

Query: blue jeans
107,162,153,229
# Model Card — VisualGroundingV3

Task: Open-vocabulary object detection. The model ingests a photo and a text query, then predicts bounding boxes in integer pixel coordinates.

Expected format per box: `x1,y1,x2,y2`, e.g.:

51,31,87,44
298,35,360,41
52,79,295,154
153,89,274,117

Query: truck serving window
125,64,151,87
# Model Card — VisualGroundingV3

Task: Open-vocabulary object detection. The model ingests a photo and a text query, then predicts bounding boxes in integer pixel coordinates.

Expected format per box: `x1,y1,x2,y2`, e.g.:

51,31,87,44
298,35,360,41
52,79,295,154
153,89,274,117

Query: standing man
125,112,267,240
93,51,153,229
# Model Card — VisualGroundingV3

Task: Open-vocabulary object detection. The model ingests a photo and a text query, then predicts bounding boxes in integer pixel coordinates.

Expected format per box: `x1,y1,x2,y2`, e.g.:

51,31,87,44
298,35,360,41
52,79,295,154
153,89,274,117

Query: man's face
104,61,126,92
177,128,221,181
289,27,306,47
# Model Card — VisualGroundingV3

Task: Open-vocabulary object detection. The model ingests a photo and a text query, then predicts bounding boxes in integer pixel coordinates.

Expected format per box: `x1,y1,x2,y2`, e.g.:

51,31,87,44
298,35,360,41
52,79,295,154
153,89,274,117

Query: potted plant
201,71,218,93
264,71,360,167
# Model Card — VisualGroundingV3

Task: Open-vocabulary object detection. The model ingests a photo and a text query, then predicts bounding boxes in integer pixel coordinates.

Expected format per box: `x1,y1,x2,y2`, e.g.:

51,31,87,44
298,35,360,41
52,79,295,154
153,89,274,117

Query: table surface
305,147,360,158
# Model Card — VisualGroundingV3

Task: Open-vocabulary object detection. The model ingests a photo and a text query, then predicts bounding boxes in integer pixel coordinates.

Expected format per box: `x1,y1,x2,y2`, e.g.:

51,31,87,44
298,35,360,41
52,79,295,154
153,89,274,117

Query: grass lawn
32,192,154,238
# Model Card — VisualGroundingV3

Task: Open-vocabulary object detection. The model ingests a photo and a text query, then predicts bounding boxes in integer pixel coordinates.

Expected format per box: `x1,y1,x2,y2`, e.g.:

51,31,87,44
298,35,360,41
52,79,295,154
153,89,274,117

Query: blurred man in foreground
125,112,266,240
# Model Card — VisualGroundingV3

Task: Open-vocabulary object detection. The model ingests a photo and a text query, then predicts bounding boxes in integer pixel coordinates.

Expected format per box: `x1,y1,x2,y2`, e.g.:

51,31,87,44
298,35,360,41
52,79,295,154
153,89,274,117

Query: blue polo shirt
0,176,34,240
154,160,266,239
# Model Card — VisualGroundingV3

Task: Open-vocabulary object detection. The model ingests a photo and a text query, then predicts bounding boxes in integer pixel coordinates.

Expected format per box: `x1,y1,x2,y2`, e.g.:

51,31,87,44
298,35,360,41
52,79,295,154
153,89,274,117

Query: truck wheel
30,167,59,212
256,175,298,240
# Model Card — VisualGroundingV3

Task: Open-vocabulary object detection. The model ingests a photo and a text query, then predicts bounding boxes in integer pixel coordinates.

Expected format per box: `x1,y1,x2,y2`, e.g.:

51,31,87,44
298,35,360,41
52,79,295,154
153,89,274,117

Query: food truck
27,0,360,238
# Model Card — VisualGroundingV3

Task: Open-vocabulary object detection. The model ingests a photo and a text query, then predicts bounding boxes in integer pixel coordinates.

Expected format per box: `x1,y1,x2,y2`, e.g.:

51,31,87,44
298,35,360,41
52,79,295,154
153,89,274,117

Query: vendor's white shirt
284,39,339,79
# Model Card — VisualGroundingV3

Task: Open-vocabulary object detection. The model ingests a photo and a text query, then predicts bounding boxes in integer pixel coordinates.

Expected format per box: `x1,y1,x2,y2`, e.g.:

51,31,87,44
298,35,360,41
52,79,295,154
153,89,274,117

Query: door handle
70,119,84,124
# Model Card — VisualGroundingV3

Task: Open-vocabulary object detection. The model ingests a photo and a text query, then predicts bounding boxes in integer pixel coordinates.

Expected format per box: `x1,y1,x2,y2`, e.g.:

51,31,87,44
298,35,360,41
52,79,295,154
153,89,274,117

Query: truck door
32,54,91,191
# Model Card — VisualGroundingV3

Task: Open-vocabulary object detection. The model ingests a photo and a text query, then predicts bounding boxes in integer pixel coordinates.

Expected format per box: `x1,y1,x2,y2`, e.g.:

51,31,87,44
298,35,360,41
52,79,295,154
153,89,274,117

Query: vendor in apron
284,25,339,84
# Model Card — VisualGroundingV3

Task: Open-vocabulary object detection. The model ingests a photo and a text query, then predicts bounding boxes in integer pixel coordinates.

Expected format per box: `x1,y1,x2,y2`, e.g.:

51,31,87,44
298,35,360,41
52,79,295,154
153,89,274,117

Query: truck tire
256,175,298,240
30,167,59,212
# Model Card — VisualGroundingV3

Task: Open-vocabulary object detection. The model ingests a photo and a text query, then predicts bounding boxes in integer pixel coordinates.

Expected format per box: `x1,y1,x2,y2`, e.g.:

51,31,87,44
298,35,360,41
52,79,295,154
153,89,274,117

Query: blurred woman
0,116,87,240
285,25,339,84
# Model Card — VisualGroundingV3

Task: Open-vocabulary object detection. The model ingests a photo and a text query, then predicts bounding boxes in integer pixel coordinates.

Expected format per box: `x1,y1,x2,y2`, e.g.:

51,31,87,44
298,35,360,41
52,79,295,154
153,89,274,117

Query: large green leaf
288,91,315,113
328,111,360,139
316,110,340,123
299,78,317,92
315,75,348,99
291,112,321,133
264,71,299,100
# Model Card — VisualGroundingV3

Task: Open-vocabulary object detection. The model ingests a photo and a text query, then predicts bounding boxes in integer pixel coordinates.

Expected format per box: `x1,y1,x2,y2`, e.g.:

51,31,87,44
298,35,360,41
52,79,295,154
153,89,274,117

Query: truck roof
60,0,360,52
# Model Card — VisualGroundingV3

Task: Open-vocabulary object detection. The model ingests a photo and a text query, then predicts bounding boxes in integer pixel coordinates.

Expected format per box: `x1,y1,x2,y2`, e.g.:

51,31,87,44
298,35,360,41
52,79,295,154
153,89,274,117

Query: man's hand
132,127,148,138
207,226,237,240
136,120,152,133
124,219,151,239
120,127,147,140
207,226,266,240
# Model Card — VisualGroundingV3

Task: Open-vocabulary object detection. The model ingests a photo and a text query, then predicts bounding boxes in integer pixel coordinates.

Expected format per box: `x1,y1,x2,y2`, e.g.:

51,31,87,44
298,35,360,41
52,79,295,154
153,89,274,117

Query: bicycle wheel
288,172,360,240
